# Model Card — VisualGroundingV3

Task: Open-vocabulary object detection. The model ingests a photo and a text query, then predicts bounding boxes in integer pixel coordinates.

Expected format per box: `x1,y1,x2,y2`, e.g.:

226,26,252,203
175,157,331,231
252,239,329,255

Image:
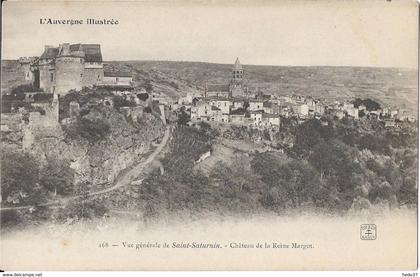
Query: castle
204,58,247,98
29,43,104,95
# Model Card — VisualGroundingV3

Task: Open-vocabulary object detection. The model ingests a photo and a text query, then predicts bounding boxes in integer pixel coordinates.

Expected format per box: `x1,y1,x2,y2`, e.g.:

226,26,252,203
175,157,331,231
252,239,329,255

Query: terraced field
162,126,213,173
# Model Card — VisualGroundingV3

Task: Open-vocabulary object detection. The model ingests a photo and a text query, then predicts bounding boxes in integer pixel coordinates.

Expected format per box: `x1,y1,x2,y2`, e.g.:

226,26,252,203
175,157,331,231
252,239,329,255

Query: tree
177,107,190,125
293,119,322,156
1,151,44,205
64,117,111,143
137,93,149,101
39,158,75,196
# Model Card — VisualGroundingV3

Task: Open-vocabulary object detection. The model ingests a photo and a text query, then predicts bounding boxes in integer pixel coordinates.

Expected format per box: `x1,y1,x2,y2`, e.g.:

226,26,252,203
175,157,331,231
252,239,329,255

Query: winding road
0,125,172,211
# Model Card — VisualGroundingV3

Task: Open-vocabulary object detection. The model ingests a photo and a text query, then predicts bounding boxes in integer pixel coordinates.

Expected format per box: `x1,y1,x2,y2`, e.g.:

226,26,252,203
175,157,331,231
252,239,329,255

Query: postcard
1,0,418,271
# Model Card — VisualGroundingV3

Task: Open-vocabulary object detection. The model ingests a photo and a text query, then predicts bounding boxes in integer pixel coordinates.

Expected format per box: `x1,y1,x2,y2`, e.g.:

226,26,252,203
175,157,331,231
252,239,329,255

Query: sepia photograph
0,0,418,271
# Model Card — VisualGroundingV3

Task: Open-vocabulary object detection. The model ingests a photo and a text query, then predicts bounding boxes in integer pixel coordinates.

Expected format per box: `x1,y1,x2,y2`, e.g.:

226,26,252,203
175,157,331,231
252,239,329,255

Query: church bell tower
230,57,245,98
232,57,243,85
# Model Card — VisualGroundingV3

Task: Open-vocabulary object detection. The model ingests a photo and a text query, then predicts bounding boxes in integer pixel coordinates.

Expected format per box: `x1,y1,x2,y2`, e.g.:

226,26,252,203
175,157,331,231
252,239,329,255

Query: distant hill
2,59,417,111
109,60,417,111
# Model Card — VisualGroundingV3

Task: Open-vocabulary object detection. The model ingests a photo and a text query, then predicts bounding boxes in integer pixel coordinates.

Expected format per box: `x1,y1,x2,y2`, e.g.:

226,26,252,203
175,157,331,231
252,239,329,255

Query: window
50,73,54,82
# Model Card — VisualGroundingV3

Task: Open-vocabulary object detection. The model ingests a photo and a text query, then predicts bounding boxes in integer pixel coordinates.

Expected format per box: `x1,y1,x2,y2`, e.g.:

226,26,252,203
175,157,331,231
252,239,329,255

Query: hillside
2,60,417,112
109,60,418,112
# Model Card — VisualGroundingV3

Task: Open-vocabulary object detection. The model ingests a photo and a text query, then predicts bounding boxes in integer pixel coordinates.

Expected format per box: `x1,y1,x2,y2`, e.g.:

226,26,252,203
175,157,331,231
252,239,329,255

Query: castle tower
19,57,37,81
54,43,85,95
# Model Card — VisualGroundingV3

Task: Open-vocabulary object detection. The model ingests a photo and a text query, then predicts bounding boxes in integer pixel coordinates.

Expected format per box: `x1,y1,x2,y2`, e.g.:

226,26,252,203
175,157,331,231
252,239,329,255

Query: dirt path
0,126,172,211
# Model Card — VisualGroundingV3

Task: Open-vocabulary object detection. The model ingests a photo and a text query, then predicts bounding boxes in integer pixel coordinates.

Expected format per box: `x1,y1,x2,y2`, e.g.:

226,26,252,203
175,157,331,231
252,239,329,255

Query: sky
2,0,418,68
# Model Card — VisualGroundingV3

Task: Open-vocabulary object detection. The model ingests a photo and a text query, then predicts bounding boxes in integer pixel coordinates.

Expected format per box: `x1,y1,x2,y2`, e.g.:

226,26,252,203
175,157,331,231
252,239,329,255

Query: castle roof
206,84,230,92
39,43,102,62
233,57,242,70
73,44,102,62
40,47,59,60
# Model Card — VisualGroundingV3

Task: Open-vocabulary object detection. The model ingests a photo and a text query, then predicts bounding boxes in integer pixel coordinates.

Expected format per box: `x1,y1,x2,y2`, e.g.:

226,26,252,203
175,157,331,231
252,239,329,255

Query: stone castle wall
38,63,55,93
82,67,103,87
55,57,84,95
20,63,33,81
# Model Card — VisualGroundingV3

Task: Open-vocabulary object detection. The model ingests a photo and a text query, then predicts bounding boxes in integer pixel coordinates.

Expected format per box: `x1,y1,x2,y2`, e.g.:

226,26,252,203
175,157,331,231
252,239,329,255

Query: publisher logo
360,224,377,240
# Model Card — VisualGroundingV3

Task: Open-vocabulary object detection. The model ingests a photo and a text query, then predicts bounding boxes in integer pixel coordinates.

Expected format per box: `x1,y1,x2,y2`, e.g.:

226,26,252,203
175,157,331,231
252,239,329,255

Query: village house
249,99,264,111
102,70,133,87
208,97,232,114
250,110,263,125
232,98,246,109
262,113,280,127
297,103,309,117
204,84,230,98
229,113,246,125
191,101,209,121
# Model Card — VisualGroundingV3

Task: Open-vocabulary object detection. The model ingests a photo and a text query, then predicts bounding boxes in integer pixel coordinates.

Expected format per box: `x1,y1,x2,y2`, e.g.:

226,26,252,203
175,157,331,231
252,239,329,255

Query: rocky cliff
27,105,165,190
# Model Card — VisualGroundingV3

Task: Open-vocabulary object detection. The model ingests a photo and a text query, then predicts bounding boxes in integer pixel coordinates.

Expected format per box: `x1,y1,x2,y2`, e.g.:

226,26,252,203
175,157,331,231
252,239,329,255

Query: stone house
250,110,263,125
208,97,232,114
249,99,264,111
102,70,133,87
262,113,280,127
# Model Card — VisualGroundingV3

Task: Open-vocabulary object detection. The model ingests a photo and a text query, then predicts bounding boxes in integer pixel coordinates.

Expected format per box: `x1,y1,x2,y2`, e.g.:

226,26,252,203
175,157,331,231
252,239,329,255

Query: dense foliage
64,117,111,143
138,117,417,220
0,151,81,227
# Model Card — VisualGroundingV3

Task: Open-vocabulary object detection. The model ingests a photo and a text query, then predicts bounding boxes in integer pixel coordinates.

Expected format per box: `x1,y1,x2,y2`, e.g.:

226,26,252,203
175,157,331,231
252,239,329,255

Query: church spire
233,57,242,70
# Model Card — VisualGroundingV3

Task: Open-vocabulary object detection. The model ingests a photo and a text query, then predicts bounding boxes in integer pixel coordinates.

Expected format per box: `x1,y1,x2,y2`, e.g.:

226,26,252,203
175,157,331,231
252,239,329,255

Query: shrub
113,95,136,110
64,117,111,143
11,83,35,95
137,93,149,101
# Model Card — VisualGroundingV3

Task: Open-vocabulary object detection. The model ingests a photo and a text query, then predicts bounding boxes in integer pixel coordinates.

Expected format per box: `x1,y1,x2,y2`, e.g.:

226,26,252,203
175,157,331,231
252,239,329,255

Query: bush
33,93,53,102
113,95,136,110
58,200,109,221
64,117,111,142
1,152,41,205
11,83,35,95
137,93,149,101
40,158,75,196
